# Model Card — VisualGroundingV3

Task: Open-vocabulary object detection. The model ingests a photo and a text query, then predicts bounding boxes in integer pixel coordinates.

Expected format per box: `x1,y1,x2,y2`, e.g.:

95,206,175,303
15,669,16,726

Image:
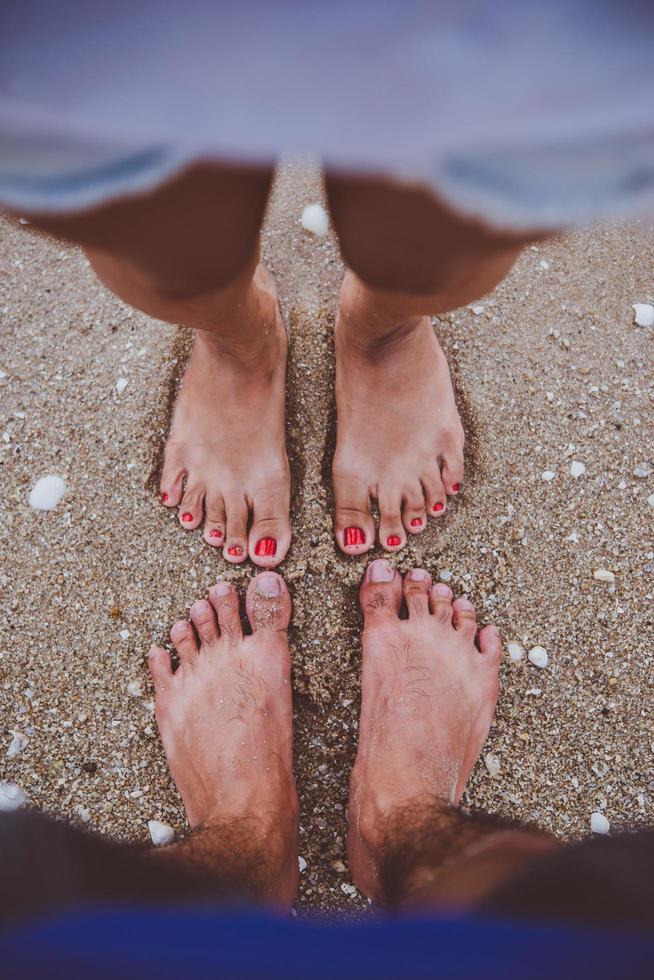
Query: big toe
249,488,291,568
246,572,292,632
359,558,402,623
334,473,374,556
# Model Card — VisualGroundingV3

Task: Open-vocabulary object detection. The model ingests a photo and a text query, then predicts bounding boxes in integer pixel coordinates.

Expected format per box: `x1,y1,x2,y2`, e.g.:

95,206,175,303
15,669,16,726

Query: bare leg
23,163,290,566
326,174,546,555
148,572,299,909
348,559,557,908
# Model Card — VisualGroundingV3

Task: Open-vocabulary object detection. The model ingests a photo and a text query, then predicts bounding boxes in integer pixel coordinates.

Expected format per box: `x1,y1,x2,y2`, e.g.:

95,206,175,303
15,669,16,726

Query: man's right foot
348,559,502,900
148,571,299,908
159,264,291,567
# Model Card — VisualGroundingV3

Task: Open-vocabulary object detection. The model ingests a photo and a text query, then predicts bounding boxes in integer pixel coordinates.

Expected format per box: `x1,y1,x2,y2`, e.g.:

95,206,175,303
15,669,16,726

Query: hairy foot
160,264,290,567
148,572,299,907
348,559,502,900
333,276,465,555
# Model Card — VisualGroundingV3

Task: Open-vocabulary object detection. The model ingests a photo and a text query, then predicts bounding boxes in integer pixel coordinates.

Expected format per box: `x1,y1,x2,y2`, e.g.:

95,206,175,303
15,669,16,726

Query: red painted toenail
410,518,422,527
181,512,193,522
255,537,277,557
161,492,168,502
209,529,223,539
227,545,243,556
451,483,461,493
433,502,444,512
344,526,366,547
387,535,402,547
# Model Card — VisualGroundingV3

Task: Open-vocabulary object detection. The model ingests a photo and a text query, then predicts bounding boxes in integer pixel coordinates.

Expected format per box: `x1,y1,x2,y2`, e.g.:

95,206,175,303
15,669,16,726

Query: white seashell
116,377,128,394
542,471,556,482
298,856,307,873
590,811,610,835
633,461,653,479
0,782,26,811
300,203,329,237
484,752,501,777
569,461,586,478
528,646,548,668
148,820,175,846
470,304,485,316
29,474,66,511
508,642,524,661
7,733,28,758
632,303,654,327
439,569,452,582
593,568,615,584
648,494,654,508
119,629,130,640
127,680,142,697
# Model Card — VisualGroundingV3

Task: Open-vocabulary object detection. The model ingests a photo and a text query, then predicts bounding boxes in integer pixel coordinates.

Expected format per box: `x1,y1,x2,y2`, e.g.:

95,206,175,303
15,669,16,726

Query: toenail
451,483,461,493
161,492,168,502
344,526,366,547
255,537,277,557
212,581,232,597
433,502,444,512
227,545,243,556
181,512,193,522
410,518,422,527
432,583,452,597
192,600,210,615
257,572,282,596
408,568,428,581
209,528,223,539
369,559,395,583
387,535,402,547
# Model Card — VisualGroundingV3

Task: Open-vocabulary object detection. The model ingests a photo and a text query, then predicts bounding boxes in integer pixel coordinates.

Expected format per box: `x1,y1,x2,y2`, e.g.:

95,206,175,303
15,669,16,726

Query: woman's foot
347,559,502,900
333,273,465,555
148,572,299,907
160,264,291,567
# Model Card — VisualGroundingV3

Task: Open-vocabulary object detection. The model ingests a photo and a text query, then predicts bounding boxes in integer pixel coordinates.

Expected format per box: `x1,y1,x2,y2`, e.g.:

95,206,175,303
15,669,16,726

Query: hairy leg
348,560,557,907
326,174,546,554
22,163,291,566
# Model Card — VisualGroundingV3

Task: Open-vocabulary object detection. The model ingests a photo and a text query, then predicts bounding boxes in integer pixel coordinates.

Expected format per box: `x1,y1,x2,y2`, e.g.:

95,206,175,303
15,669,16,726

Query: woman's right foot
348,559,502,901
160,264,291,567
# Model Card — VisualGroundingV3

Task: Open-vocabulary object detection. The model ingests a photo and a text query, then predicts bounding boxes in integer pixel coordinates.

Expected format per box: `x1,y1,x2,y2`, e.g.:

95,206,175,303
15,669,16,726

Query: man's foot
333,275,465,555
160,265,291,567
148,571,299,907
348,559,502,900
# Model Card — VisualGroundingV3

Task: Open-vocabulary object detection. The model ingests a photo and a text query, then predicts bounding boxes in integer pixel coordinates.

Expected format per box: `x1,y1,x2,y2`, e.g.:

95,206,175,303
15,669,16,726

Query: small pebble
300,203,329,237
115,378,128,394
648,494,654,508
127,680,142,697
148,820,175,846
439,569,452,582
539,259,550,270
590,811,610,835
119,629,130,640
593,568,615,584
0,782,26,811
528,646,548,669
632,303,654,328
298,856,307,873
470,304,485,316
542,471,556,482
569,461,586,478
508,642,525,661
7,733,28,758
331,860,347,873
29,474,66,511
341,883,357,897
484,752,501,777
633,461,653,479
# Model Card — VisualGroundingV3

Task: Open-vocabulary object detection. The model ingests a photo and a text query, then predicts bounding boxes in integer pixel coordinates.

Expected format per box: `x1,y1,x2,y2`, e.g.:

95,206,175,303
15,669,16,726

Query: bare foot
347,559,502,900
333,275,465,555
148,571,299,907
160,264,290,567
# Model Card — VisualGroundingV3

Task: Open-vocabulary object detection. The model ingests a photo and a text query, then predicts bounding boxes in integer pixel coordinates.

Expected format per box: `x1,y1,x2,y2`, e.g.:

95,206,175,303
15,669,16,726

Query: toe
429,582,454,625
402,485,427,535
148,645,173,691
379,489,406,551
178,484,204,530
422,467,447,517
403,567,432,618
160,455,184,508
223,495,248,563
208,581,243,642
190,599,219,649
452,596,477,637
441,443,464,497
170,620,199,666
477,624,502,665
246,572,292,632
248,488,291,568
334,473,374,556
203,494,226,548
359,559,402,623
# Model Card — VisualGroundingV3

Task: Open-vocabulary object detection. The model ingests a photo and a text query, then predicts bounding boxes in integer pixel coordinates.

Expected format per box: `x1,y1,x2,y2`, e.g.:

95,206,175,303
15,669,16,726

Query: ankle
195,285,284,370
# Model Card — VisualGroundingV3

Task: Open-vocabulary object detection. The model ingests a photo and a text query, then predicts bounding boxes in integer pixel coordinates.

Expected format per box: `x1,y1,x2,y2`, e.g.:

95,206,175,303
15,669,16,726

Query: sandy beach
1,162,652,912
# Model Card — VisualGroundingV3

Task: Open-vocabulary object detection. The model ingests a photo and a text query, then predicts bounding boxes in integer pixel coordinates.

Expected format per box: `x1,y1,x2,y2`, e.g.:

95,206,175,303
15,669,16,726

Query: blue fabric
1,906,652,980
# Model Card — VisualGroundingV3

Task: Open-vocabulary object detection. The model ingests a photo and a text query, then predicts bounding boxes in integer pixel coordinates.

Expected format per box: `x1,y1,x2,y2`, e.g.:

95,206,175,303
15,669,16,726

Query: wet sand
0,162,652,911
